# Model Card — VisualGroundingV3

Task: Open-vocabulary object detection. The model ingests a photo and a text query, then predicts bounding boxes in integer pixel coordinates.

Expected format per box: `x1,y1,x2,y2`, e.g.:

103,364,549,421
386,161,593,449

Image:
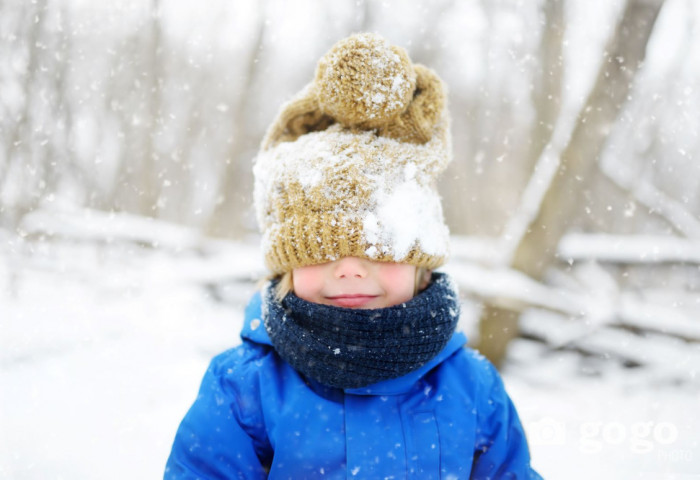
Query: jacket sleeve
470,360,542,480
164,351,269,480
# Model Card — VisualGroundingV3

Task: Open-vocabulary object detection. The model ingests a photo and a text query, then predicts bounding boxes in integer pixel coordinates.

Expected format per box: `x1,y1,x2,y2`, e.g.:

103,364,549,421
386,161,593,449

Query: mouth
325,294,378,308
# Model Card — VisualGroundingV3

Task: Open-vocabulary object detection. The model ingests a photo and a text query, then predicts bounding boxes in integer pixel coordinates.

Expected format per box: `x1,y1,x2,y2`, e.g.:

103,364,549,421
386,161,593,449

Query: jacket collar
241,290,468,395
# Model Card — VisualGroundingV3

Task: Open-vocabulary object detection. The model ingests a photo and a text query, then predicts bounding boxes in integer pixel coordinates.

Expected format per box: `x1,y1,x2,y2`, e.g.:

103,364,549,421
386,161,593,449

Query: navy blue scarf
262,272,460,390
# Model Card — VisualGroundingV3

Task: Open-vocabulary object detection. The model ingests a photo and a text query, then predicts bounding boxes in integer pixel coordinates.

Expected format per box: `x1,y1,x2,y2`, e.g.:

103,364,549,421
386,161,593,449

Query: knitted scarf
262,272,460,390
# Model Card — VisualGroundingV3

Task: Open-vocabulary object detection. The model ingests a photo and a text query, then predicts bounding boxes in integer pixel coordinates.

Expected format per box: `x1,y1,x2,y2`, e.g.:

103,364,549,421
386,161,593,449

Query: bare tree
476,0,666,367
0,0,49,226
112,0,164,217
526,0,564,173
206,3,267,238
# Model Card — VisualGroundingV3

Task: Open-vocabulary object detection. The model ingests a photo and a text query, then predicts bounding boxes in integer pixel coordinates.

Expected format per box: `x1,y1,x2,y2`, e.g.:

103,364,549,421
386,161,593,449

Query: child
165,33,541,479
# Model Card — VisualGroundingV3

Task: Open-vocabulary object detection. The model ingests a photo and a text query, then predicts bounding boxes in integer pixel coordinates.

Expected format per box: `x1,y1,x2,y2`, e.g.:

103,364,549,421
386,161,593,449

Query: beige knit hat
253,33,452,275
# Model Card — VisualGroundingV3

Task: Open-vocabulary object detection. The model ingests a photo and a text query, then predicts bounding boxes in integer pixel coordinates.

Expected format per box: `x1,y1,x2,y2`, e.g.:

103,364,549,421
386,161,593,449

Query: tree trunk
526,0,564,172
206,4,266,238
476,0,666,367
0,0,48,226
112,0,163,217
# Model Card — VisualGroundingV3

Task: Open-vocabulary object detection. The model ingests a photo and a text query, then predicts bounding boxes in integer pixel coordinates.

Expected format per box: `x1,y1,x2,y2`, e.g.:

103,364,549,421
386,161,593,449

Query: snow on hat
253,32,452,275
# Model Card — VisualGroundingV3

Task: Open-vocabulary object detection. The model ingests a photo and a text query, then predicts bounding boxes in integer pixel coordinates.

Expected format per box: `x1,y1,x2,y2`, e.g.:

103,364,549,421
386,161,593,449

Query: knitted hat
253,33,452,275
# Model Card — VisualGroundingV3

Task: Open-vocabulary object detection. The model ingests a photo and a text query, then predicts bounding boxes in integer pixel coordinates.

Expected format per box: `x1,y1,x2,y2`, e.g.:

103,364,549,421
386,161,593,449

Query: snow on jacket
165,291,541,479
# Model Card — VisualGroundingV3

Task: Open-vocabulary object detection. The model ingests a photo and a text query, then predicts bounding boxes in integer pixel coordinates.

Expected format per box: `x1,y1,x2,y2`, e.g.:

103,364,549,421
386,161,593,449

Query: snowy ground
1,209,699,479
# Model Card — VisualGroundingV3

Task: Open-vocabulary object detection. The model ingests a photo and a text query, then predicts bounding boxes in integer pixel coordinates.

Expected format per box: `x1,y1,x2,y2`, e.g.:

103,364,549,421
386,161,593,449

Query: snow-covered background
2,0,700,478
2,210,698,479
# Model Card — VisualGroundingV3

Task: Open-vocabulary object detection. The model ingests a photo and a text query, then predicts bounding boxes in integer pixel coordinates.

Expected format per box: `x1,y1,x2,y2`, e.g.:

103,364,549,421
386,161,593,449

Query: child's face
292,257,417,309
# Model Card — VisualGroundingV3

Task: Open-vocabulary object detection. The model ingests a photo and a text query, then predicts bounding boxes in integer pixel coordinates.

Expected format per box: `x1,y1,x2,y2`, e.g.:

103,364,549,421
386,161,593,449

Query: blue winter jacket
165,292,541,479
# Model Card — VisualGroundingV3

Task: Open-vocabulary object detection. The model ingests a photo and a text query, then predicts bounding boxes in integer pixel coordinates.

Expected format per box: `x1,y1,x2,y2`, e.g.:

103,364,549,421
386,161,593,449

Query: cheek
379,264,416,298
292,266,325,300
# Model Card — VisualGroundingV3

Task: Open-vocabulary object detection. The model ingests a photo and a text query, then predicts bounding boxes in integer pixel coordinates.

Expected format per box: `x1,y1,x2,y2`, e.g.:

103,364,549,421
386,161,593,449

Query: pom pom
314,33,417,128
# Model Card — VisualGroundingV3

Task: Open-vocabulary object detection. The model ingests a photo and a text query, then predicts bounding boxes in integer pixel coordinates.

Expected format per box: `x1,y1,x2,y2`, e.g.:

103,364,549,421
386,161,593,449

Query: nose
333,257,367,279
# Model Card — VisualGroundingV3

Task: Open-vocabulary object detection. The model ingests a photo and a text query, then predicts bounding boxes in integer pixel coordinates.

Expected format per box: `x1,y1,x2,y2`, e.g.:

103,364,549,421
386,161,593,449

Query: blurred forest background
1,0,699,366
3,2,700,477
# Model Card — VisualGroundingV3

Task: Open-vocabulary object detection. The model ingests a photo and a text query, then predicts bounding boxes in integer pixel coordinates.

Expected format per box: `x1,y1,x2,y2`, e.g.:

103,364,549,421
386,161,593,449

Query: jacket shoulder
165,342,275,478
450,348,540,477
438,347,509,417
207,342,277,452
444,346,502,387
207,340,273,385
